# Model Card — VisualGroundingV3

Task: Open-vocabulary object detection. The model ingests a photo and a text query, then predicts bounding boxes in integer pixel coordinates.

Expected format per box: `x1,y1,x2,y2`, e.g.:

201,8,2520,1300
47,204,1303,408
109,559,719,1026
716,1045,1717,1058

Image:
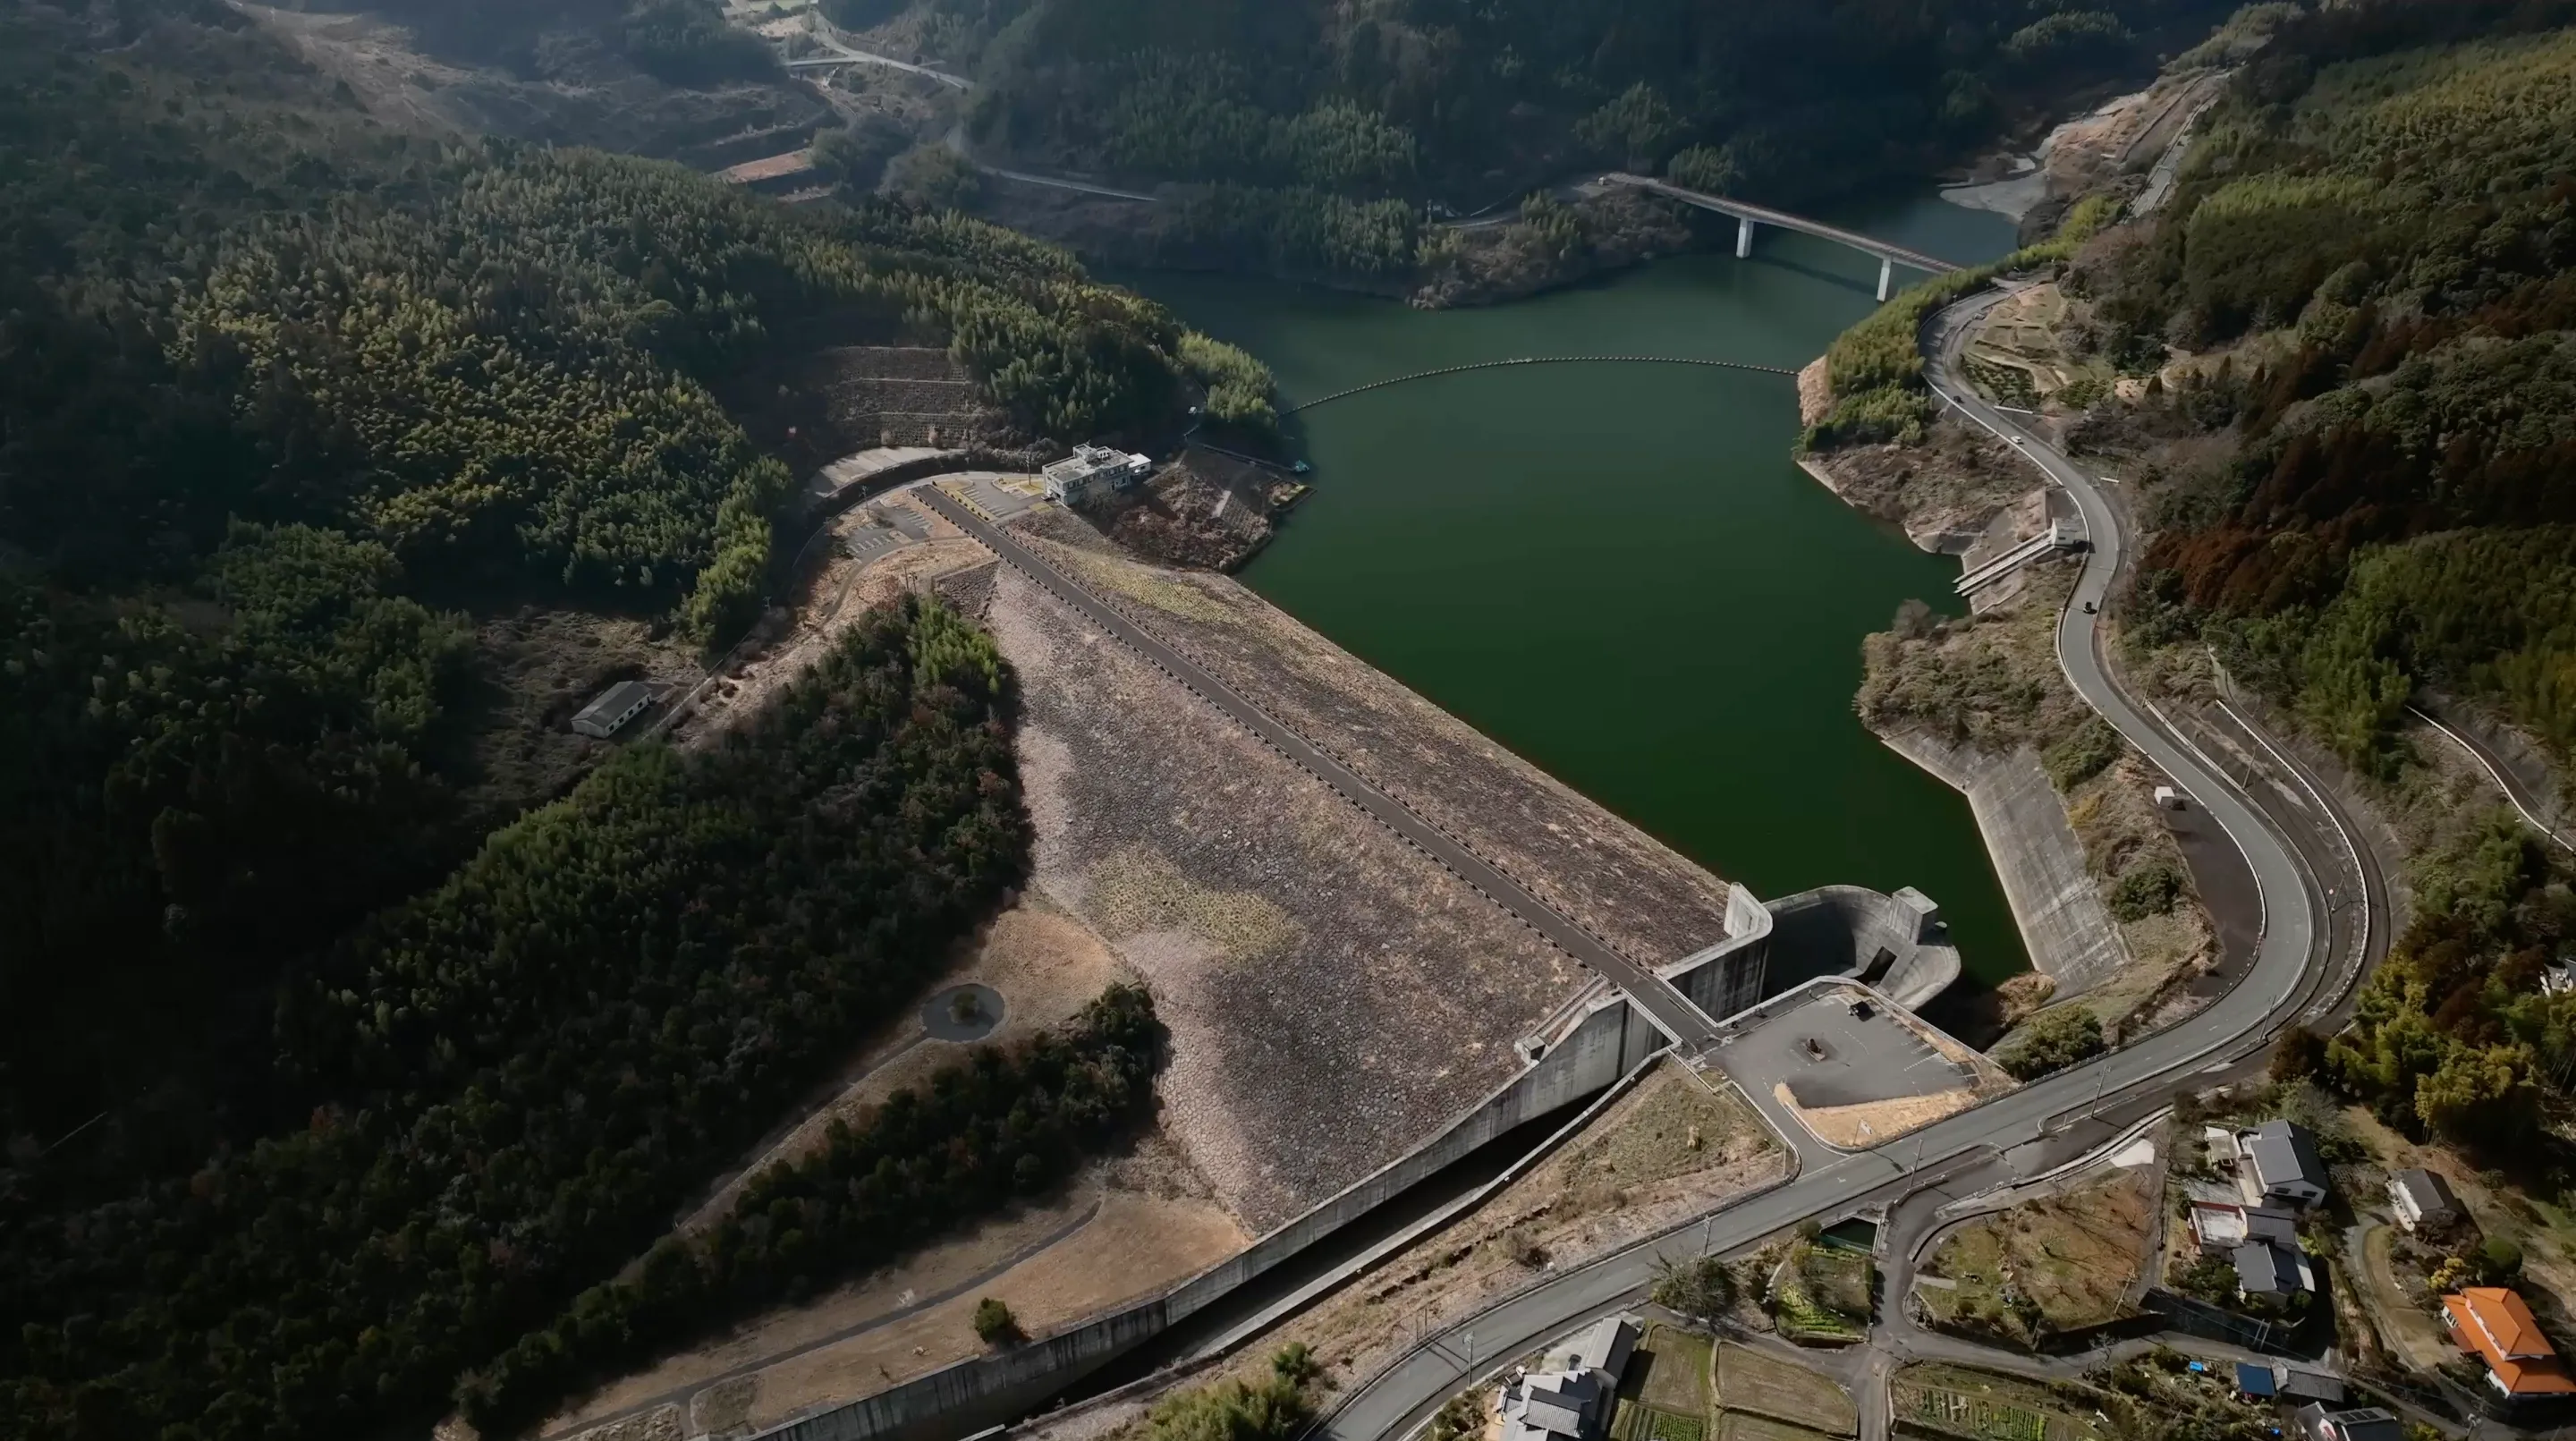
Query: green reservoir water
1125,194,2030,990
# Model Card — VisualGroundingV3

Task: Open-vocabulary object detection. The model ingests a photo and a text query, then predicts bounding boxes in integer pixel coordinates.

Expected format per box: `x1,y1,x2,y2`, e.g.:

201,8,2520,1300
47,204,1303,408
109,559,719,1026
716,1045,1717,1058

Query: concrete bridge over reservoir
1284,354,1794,415
1599,174,1963,301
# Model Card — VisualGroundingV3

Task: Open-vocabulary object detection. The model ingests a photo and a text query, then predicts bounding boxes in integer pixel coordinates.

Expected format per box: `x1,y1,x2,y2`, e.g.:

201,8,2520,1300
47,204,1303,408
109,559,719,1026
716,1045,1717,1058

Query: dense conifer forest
0,4,1182,1434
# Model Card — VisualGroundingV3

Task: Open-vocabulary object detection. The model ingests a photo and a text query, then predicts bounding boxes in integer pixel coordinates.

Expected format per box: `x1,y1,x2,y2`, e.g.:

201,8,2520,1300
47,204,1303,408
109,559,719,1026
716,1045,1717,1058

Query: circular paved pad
922,983,1006,1041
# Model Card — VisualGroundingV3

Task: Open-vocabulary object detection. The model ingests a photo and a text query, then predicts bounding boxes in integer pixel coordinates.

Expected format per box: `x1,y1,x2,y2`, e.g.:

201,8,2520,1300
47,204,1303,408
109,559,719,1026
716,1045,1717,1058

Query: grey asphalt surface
910,485,1729,1052
1301,291,2349,1441
1741,994,1964,1110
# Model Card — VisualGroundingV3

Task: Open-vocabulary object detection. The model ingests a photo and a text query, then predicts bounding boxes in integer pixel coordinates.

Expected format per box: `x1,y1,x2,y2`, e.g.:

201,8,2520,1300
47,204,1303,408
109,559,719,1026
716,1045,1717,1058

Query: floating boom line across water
1281,354,1797,415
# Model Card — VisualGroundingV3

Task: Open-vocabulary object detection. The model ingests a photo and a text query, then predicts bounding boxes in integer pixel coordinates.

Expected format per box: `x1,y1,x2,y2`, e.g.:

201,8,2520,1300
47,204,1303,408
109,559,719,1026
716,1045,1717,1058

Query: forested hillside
0,0,1203,1157
2097,4,2576,771
2080,0,2576,1164
950,0,2234,199
1812,0,2576,1167
847,0,2235,279
2,598,1042,1441
0,7,1187,1433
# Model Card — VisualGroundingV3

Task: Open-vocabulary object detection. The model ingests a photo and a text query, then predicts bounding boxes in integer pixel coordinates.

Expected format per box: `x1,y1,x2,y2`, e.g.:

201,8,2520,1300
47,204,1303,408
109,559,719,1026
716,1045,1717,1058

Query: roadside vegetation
1123,1344,1324,1441
1996,1009,2107,1080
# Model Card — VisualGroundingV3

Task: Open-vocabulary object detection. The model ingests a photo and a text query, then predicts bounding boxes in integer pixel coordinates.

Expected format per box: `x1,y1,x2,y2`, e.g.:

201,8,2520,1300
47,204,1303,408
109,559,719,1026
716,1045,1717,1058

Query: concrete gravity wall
1663,882,1960,1017
1761,884,1959,1009
1659,884,1773,1021
749,990,1666,1441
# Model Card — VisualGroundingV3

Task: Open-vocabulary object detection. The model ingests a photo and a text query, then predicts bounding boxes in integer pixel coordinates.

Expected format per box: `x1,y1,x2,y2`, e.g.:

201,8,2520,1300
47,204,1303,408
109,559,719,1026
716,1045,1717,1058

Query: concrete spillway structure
1657,882,1961,1021
745,876,1961,1441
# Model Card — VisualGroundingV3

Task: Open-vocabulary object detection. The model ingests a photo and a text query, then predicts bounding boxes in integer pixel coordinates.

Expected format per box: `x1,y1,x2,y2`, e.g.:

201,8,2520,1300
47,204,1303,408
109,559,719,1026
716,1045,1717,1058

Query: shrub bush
1999,1008,2106,1080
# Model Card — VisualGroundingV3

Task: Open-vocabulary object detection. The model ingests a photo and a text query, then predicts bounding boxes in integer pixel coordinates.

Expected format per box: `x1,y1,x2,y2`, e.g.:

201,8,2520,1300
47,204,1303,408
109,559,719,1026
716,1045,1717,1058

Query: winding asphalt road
1295,286,2346,1441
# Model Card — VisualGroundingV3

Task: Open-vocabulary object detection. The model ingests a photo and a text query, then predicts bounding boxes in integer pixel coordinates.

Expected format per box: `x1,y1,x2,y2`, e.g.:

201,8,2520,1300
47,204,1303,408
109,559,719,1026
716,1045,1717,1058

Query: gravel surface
1013,512,1740,973
989,562,1587,1232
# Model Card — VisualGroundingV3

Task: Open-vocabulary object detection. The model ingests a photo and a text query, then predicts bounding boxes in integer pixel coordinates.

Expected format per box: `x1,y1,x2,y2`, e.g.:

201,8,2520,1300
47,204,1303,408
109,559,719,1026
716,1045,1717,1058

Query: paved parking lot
1730,991,1974,1109
869,502,930,540
841,524,900,561
962,475,1041,518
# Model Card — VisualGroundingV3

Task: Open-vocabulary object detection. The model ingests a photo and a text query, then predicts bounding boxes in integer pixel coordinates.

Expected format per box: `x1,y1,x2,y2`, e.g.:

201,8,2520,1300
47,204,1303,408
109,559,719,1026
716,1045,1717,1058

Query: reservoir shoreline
1126,190,2037,994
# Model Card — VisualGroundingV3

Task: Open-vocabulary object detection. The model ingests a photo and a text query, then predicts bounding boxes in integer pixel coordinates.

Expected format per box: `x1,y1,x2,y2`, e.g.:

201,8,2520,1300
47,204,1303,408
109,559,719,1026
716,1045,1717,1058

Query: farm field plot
1915,1171,2150,1346
1893,1364,2105,1441
1638,1327,1716,1411
1771,1240,1872,1342
1720,1415,1841,1441
1616,1325,1716,1441
1716,1344,1857,1436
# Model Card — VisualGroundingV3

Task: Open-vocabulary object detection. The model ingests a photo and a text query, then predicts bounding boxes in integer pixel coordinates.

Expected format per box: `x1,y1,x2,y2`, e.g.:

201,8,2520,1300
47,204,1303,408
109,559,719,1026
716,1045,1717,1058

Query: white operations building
1042,445,1150,505
572,680,657,739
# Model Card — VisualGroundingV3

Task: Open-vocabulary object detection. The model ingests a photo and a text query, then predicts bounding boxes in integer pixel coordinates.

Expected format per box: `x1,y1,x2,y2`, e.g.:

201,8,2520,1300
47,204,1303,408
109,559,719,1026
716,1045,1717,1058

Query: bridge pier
1736,216,1754,260
1876,257,1894,303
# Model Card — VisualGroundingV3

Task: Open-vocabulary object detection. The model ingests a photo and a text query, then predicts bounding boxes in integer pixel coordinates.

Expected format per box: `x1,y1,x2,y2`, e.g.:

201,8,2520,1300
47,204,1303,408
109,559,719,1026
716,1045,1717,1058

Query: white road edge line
2407,704,2576,855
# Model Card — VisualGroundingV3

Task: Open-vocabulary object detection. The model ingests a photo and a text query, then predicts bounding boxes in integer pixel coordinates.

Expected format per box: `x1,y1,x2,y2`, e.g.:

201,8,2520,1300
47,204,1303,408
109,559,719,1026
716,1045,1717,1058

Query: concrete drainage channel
1051,1091,1610,1404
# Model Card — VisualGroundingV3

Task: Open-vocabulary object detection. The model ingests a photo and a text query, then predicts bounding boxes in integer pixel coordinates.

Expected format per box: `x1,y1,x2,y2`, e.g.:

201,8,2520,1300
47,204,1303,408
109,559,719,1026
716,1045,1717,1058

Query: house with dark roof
572,680,657,739
1496,1316,1638,1441
2445,1287,2576,1398
2237,1120,2329,1208
2190,1201,2299,1254
2292,1405,2402,1441
2388,1168,2461,1233
2233,1237,2316,1305
2278,1369,2345,1403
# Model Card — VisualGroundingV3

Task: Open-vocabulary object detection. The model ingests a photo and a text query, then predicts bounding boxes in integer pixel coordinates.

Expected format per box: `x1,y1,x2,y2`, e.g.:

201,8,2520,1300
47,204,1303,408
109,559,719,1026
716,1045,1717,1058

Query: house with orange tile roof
2444,1287,2576,1397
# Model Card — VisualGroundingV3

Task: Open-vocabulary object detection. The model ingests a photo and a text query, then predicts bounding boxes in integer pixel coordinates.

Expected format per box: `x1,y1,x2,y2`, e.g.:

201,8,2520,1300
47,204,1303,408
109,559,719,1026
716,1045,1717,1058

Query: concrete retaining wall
749,992,1665,1441
1663,881,1959,1016
1879,728,2127,996
1659,884,1772,1021
1762,884,1958,1009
